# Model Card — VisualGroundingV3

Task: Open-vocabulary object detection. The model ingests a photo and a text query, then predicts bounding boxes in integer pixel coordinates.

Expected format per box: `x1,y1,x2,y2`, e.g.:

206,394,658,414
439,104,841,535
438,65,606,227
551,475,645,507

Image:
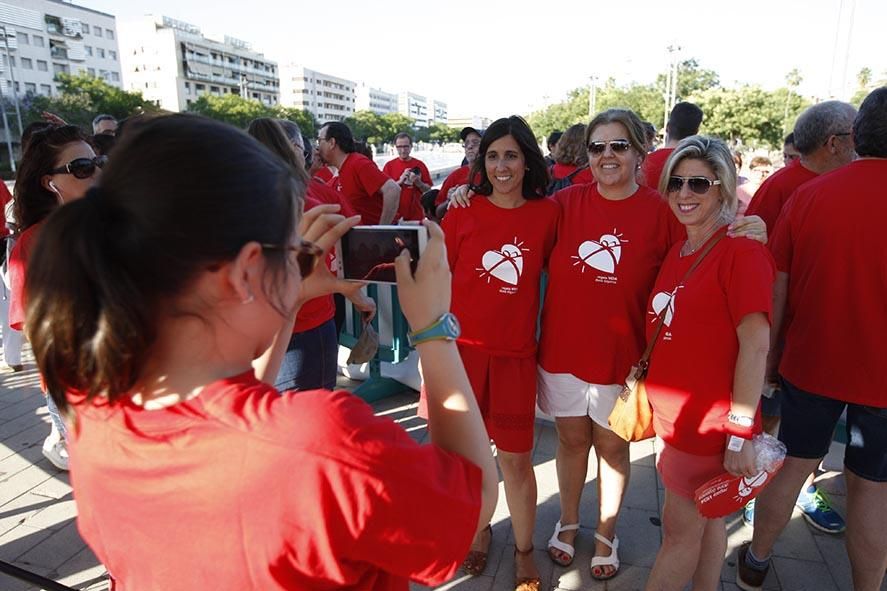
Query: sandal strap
547,521,579,559
590,533,620,569
514,544,535,557
555,520,580,533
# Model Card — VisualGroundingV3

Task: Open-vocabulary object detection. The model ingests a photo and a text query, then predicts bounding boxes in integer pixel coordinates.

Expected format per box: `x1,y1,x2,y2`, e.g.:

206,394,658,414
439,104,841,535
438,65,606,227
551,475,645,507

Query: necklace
681,224,723,257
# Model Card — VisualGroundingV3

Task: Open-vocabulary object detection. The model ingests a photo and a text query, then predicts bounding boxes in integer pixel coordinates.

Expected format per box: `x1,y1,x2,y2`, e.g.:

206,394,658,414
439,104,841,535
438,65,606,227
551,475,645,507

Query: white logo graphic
737,472,769,498
572,230,627,274
650,288,678,327
478,238,528,286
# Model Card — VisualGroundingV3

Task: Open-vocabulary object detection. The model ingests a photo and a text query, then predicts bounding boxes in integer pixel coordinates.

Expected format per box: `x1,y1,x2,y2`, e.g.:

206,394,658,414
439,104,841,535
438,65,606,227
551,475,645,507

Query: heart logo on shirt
572,231,627,274
478,239,528,286
651,290,677,327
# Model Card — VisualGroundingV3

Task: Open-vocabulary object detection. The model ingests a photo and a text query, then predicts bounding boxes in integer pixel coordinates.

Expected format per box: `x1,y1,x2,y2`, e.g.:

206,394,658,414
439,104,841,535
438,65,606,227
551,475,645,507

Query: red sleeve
720,241,776,327
419,161,432,185
356,158,389,196
769,199,795,273
441,206,461,271
8,235,30,331
307,180,357,218
745,178,781,232
325,392,482,585
437,173,456,206
381,160,396,178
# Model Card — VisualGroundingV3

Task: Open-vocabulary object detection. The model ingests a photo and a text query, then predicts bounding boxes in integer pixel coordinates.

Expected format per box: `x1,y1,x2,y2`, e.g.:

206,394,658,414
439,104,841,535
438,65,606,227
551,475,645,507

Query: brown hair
554,123,589,167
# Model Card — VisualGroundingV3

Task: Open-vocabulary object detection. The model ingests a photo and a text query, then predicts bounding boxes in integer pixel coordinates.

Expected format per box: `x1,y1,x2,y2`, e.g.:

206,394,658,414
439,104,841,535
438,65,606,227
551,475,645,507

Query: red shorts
656,441,725,500
419,344,537,453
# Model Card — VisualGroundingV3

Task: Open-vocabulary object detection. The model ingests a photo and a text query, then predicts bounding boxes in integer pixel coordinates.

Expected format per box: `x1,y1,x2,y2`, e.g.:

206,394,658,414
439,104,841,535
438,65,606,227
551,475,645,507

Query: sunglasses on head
666,176,722,194
587,139,632,155
261,239,324,278
49,155,108,179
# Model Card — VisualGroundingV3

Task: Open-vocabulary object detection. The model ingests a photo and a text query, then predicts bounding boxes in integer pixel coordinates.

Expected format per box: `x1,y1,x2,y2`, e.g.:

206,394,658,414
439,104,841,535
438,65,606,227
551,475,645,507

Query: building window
37,60,48,72
111,72,119,82
40,84,52,96
82,23,89,34
1,55,14,67
21,57,32,69
53,63,69,75
33,35,45,47
95,28,102,38
45,15,62,34
97,48,105,58
25,82,36,94
109,50,117,61
87,67,95,76
19,33,28,45
106,29,114,40
210,85,219,93
85,46,92,56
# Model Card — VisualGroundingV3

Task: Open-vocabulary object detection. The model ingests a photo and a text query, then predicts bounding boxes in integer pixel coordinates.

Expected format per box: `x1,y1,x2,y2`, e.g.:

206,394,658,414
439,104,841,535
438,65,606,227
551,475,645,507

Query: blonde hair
660,135,738,223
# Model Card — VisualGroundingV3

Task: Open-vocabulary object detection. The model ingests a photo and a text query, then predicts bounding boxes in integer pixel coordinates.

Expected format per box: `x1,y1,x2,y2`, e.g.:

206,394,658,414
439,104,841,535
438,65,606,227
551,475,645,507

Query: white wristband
727,435,746,452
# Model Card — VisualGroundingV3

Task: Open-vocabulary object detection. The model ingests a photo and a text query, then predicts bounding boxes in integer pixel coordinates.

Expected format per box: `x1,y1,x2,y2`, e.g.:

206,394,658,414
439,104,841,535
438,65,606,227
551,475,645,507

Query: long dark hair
13,125,91,232
470,116,548,199
26,114,303,411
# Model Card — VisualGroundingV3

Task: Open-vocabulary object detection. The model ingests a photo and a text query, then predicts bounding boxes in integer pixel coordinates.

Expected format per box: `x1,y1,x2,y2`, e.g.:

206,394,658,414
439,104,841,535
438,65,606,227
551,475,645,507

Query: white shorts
537,366,622,429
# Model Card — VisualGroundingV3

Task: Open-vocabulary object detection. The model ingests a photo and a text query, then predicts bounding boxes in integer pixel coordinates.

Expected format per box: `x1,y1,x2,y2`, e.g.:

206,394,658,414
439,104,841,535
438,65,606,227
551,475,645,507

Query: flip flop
547,521,580,566
590,531,620,581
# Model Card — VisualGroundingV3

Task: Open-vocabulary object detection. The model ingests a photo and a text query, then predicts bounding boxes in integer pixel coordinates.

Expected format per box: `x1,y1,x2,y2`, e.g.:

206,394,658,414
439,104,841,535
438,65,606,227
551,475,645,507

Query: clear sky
79,0,886,118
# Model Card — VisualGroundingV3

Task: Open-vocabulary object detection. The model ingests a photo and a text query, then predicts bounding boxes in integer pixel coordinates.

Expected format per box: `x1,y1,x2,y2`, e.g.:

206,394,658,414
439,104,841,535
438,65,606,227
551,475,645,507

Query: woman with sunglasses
536,110,767,580
24,114,498,589
643,136,773,591
439,115,559,590
8,124,103,471
246,118,372,392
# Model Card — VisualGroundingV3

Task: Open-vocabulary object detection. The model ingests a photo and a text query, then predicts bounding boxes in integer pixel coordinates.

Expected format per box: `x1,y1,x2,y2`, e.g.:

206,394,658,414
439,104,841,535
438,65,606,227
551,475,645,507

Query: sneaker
42,436,69,471
796,486,846,534
736,541,769,591
743,498,756,527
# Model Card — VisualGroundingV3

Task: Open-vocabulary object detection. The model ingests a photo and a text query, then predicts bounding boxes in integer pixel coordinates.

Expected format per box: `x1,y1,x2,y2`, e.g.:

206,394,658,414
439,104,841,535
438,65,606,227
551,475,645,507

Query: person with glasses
536,110,767,581
382,132,432,221
23,114,499,589
640,102,704,189
643,136,775,591
8,125,103,471
435,126,483,212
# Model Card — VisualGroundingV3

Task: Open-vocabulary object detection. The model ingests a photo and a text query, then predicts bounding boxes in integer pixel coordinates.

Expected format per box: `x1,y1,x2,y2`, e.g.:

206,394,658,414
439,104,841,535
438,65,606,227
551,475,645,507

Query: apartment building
0,0,120,99
398,91,428,127
355,82,397,115
427,98,447,126
118,15,278,112
279,64,355,123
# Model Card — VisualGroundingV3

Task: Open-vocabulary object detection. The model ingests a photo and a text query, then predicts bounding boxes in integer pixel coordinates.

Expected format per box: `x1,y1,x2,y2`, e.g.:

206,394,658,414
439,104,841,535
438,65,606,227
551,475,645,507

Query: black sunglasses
587,140,632,155
48,155,108,179
666,176,722,194
261,239,324,278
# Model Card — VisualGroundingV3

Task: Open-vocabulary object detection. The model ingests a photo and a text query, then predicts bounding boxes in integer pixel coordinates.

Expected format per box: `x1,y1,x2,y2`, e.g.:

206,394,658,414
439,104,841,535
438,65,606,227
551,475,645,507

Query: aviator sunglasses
666,176,722,194
48,155,108,179
587,139,633,155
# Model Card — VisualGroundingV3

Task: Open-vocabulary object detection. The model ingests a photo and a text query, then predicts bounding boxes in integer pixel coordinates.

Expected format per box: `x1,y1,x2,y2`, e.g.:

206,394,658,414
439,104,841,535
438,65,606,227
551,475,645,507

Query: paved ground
0,346,881,591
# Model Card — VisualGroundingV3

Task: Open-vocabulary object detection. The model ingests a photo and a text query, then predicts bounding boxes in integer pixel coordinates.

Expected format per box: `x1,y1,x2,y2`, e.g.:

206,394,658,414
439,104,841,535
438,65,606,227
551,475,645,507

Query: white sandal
590,532,620,580
547,521,580,566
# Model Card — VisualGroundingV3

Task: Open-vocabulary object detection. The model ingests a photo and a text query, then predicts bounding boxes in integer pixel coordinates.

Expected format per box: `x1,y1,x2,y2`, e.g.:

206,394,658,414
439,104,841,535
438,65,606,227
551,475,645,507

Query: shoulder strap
636,232,726,373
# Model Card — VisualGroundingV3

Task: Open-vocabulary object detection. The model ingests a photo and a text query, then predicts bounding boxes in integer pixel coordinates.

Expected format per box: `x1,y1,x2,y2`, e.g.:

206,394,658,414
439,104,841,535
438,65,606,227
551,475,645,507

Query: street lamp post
588,75,597,118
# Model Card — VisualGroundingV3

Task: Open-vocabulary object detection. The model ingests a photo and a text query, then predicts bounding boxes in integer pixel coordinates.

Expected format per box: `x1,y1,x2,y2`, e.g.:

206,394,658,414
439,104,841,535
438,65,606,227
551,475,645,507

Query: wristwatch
727,412,754,428
407,313,461,346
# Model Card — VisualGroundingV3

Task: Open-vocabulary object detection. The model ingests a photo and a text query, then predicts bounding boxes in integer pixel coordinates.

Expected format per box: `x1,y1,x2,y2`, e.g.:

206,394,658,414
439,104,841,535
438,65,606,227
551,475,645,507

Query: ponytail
26,188,154,414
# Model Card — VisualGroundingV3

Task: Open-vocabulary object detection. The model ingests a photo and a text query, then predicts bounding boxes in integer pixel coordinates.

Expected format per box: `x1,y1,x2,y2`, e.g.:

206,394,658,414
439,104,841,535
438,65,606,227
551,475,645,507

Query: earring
242,293,255,305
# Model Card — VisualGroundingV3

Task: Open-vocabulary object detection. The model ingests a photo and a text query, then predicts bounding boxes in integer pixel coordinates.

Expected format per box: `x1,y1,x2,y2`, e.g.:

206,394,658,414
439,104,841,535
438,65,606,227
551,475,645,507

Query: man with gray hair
92,114,118,136
746,100,857,230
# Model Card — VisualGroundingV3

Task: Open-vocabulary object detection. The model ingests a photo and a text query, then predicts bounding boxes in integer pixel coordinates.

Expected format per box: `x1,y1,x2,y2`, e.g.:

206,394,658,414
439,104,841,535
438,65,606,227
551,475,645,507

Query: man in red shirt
317,121,400,225
435,126,482,213
745,100,857,231
382,132,432,221
738,88,887,591
640,102,703,189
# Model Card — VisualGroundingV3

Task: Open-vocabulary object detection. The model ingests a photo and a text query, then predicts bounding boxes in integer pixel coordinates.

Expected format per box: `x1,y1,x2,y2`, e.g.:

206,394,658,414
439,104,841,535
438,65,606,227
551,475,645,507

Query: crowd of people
0,86,884,591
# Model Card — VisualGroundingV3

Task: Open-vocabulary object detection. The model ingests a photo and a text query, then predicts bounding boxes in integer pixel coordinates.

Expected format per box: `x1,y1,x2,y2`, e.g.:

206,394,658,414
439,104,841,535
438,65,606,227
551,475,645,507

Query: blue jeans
275,318,338,392
46,394,68,440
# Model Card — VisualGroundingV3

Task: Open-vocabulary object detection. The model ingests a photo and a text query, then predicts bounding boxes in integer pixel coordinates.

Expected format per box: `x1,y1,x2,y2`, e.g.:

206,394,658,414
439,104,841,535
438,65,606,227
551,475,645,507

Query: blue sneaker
743,499,755,527
796,486,846,534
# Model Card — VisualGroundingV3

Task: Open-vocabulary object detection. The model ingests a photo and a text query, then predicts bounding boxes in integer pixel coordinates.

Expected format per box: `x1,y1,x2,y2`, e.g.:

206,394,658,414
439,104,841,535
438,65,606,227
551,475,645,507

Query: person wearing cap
436,127,483,209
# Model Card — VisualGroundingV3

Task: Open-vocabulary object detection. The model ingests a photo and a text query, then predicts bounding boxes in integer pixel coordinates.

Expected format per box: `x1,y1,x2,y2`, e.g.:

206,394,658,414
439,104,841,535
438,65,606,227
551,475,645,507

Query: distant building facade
279,64,355,122
355,82,397,115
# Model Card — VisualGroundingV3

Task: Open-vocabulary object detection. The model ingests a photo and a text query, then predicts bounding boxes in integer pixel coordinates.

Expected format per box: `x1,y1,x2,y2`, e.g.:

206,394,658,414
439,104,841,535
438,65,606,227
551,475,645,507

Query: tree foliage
342,110,421,146
187,94,319,136
23,73,159,129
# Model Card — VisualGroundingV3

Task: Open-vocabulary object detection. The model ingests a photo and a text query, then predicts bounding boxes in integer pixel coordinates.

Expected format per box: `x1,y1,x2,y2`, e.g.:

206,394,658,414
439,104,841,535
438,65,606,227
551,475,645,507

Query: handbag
608,233,725,442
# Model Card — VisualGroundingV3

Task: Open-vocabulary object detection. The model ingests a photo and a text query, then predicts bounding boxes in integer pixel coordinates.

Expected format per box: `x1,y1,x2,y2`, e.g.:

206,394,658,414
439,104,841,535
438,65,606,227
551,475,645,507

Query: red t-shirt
550,163,594,186
68,372,482,590
328,153,391,225
538,185,685,384
645,230,774,454
745,162,818,232
769,159,887,407
436,165,472,206
8,222,43,331
443,196,559,357
0,181,12,237
314,166,335,184
640,148,674,189
382,157,432,221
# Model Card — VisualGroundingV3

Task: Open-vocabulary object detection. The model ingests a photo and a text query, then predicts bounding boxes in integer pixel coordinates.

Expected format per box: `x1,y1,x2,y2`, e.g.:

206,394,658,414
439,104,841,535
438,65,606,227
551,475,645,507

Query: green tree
23,72,158,129
379,112,416,143
276,106,318,138
656,58,720,104
188,94,271,129
344,110,386,145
